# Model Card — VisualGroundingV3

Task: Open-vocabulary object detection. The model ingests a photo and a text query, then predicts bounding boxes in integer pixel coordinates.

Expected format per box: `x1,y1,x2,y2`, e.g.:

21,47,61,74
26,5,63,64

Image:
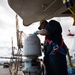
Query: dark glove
33,31,38,35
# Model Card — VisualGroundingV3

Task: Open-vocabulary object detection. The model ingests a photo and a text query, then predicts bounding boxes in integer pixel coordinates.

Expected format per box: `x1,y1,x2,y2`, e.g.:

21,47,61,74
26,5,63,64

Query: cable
62,0,75,15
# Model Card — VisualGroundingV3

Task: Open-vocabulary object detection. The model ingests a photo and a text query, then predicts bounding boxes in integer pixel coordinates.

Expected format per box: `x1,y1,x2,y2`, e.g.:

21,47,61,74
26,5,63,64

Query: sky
0,0,75,61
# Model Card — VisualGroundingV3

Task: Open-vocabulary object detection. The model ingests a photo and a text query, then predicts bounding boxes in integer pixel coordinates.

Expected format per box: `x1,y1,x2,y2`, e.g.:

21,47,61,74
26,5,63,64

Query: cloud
0,46,11,56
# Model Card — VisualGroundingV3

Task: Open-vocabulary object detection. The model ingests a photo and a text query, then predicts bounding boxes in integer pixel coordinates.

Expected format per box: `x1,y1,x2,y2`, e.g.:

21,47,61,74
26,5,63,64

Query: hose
67,50,75,69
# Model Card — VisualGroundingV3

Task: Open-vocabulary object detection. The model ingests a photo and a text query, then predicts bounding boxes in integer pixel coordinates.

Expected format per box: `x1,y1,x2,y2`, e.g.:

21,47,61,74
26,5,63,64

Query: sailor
34,20,68,75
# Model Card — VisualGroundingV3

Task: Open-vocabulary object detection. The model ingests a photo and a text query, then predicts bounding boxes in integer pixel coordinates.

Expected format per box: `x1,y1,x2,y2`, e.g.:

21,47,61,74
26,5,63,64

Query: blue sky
0,0,75,61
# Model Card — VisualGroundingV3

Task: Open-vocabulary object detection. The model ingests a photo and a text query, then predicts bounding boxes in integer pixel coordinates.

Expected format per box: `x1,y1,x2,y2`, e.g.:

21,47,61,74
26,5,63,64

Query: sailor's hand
33,31,38,35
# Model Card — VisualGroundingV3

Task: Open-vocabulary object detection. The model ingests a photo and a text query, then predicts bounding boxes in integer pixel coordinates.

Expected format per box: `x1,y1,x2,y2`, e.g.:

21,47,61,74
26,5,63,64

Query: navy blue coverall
43,20,68,75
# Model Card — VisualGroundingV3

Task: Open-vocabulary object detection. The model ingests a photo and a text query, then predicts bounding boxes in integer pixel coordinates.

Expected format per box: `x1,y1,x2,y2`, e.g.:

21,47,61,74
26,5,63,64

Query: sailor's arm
37,29,49,35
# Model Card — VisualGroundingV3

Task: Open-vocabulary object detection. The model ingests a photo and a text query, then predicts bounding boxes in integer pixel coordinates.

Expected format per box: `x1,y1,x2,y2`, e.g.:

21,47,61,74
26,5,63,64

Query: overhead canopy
8,0,72,26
